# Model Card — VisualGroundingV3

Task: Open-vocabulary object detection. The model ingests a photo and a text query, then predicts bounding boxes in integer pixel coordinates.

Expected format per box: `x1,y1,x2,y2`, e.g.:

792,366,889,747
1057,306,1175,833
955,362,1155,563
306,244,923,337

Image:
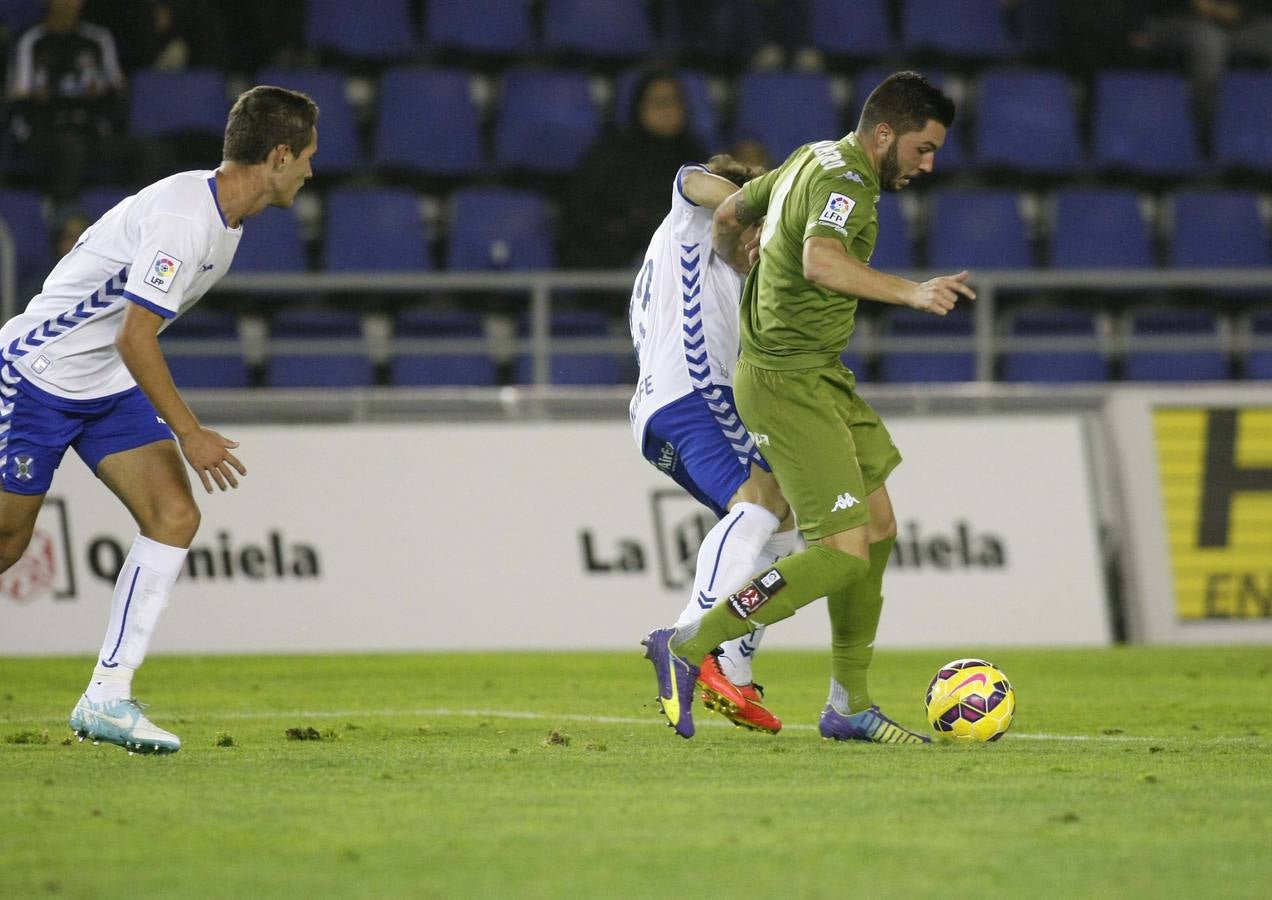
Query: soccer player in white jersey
0,85,319,754
630,155,800,733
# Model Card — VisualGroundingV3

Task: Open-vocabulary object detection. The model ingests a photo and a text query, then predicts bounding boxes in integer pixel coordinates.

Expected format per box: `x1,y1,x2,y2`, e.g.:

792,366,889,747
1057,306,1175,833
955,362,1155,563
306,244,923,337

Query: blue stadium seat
265,310,374,387
1050,189,1155,269
231,206,307,272
424,0,535,56
1124,308,1229,381
1168,189,1271,268
256,69,361,176
305,0,417,60
1092,72,1202,177
878,308,976,382
902,0,1015,59
0,188,49,285
1246,309,1272,379
871,194,916,271
493,69,600,174
374,67,485,178
323,188,432,272
78,187,130,223
447,187,555,270
735,71,839,165
0,0,43,32
162,310,249,389
614,68,719,151
811,0,894,57
851,69,966,174
542,0,654,59
1001,308,1109,383
128,68,228,137
1214,71,1272,170
390,309,496,386
974,68,1082,175
516,310,627,385
926,189,1034,269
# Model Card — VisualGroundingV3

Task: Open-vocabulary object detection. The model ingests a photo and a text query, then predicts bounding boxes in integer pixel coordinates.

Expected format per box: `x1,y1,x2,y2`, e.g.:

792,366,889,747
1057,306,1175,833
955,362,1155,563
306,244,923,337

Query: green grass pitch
2,646,1270,898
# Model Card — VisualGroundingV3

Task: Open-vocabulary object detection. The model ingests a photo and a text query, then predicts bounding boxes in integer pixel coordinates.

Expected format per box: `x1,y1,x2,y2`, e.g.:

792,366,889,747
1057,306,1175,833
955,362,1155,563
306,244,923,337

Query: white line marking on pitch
2,705,1261,744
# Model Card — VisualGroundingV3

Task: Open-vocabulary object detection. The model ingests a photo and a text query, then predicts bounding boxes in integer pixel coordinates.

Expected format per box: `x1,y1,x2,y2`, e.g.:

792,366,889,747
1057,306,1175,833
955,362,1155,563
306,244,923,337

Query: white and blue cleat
69,695,181,755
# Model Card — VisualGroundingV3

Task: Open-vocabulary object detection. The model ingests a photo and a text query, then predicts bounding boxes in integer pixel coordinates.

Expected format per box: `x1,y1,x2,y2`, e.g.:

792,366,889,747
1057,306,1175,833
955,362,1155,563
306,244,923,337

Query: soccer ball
924,658,1016,742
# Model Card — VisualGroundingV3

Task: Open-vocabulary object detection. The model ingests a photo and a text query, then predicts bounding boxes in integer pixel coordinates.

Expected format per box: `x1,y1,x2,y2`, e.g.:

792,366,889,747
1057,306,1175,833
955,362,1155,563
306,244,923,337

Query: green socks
827,536,896,713
671,544,870,663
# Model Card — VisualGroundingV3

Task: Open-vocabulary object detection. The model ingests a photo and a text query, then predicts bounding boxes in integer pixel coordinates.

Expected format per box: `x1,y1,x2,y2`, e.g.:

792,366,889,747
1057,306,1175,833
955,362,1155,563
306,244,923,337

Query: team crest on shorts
12,455,35,482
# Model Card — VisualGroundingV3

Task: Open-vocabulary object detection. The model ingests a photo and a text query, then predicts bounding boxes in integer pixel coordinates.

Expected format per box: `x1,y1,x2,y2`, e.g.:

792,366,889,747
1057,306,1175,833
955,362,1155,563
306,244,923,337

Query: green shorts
734,358,901,541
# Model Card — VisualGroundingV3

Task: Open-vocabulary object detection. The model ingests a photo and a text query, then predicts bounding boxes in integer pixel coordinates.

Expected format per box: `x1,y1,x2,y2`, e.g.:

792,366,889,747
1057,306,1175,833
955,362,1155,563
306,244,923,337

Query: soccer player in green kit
642,71,975,742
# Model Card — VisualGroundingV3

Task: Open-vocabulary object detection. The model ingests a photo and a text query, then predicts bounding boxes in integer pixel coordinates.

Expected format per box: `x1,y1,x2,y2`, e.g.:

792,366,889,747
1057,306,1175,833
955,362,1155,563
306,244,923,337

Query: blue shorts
641,387,769,519
0,378,173,495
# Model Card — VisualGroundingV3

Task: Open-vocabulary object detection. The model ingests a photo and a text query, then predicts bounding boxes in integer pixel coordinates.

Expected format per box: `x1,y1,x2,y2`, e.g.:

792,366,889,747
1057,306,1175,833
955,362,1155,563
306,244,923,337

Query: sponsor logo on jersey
818,192,855,230
145,251,183,293
830,491,860,512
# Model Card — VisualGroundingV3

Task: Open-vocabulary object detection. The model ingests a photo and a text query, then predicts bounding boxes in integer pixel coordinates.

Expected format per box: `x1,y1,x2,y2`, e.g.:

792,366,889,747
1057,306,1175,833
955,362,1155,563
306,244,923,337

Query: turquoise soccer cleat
69,695,182,755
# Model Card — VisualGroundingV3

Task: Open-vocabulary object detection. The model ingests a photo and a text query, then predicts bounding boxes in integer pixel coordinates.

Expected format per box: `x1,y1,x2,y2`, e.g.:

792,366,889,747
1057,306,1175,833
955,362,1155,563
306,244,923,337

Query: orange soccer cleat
697,652,782,734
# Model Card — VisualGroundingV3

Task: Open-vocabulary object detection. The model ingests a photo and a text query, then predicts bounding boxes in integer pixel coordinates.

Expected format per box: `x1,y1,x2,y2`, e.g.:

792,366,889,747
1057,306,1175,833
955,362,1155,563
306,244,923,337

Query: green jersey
739,132,881,370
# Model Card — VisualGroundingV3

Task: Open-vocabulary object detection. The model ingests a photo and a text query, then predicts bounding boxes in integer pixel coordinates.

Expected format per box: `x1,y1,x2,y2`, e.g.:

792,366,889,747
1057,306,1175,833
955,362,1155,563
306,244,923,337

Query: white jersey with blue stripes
0,170,242,400
628,165,749,450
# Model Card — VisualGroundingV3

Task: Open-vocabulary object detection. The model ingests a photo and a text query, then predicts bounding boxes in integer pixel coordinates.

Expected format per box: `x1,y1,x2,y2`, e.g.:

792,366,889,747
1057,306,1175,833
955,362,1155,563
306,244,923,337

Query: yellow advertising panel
1153,407,1272,620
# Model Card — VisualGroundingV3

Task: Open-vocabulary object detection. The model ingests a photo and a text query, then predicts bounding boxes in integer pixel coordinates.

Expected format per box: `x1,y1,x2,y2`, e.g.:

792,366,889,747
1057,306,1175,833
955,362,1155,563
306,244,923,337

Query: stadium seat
926,189,1034,269
231,206,307,272
1000,308,1109,383
1245,309,1272,379
542,0,654,59
0,0,43,32
871,194,916,271
515,310,627,385
493,69,600,174
0,188,49,285
1091,72,1202,177
161,309,249,389
373,67,485,178
1124,308,1229,381
878,308,977,383
423,0,535,56
78,187,130,223
901,0,1015,59
255,69,361,176
734,71,839,165
1167,189,1271,268
1050,189,1156,269
614,68,719,151
305,0,417,60
323,188,432,272
265,309,374,387
1214,71,1272,170
447,187,555,271
973,68,1083,175
390,309,497,386
127,68,228,138
811,0,894,57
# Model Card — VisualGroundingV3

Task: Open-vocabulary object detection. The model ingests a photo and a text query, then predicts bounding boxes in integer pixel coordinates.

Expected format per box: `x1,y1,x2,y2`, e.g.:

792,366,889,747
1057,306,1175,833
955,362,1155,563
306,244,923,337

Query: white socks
673,502,800,686
86,535,187,703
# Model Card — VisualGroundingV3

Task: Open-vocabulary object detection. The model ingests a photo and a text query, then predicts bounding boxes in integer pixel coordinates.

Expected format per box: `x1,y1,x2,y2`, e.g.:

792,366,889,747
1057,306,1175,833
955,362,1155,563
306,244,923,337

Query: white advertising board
0,415,1111,654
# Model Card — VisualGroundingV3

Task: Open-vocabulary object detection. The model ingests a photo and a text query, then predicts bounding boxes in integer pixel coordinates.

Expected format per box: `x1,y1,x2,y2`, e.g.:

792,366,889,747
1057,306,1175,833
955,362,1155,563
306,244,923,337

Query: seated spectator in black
84,0,229,74
561,69,706,270
6,0,132,198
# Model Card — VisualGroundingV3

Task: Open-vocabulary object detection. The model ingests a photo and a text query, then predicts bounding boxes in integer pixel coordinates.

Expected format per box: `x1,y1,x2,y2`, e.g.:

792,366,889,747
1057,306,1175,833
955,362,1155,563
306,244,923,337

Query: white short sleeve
122,213,212,319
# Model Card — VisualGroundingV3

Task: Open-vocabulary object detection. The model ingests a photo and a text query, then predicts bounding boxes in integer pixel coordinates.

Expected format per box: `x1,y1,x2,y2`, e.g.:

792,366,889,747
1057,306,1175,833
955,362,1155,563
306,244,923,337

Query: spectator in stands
561,68,706,271
83,1,227,74
5,0,131,199
1129,1,1272,104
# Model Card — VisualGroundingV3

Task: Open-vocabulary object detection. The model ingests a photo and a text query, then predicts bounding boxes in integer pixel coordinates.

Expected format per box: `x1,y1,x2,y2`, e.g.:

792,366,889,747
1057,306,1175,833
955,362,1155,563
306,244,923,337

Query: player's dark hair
222,85,319,164
859,71,955,136
705,153,765,187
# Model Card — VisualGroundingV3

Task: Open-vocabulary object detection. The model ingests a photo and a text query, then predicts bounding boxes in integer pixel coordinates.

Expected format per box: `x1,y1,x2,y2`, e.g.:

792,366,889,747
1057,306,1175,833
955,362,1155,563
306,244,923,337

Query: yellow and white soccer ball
925,658,1016,742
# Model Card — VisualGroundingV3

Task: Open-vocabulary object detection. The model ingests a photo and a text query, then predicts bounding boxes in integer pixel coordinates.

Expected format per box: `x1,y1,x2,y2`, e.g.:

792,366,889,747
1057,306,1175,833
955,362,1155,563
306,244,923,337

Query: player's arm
712,188,765,274
803,237,975,316
115,302,245,492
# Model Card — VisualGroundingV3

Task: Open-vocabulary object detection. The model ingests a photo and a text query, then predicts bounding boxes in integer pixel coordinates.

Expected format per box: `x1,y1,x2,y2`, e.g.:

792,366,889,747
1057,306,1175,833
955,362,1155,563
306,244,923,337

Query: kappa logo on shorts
12,455,35,482
830,491,860,512
727,568,786,619
145,251,183,294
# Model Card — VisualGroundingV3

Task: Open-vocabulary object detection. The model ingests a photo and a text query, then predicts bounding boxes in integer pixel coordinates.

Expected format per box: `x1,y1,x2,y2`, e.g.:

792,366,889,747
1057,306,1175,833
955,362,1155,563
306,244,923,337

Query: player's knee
868,511,897,544
734,467,790,522
816,527,869,562
0,525,35,572
141,498,201,546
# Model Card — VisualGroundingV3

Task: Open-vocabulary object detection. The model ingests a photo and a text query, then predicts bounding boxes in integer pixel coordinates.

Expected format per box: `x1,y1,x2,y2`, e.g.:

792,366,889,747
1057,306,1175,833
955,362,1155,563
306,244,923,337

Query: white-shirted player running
0,85,319,754
630,155,799,733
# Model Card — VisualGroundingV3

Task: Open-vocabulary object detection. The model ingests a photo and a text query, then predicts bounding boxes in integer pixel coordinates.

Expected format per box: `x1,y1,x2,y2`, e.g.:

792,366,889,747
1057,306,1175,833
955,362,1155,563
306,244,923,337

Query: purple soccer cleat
641,628,700,739
819,703,931,745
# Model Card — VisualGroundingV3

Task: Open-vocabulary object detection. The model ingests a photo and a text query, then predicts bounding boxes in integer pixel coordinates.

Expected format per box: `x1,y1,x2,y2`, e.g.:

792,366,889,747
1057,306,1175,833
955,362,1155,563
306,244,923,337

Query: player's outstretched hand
179,427,246,493
907,270,976,316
